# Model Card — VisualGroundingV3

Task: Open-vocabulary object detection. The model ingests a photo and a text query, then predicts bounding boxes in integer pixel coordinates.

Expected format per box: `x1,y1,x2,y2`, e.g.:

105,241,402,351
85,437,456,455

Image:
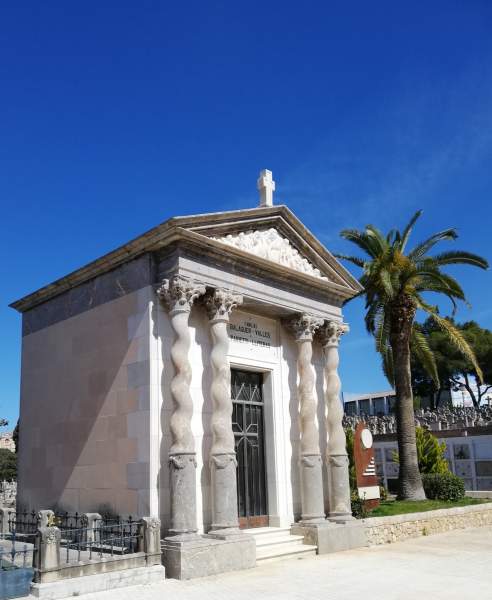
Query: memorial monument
11,170,365,576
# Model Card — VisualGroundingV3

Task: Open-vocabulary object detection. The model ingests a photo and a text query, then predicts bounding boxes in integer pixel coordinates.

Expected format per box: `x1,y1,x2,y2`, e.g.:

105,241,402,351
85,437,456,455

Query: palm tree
336,211,488,500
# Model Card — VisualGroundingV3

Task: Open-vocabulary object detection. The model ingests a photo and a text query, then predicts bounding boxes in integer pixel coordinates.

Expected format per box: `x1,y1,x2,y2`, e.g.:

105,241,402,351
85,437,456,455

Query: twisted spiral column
285,314,326,524
319,320,353,522
157,275,205,537
205,288,243,533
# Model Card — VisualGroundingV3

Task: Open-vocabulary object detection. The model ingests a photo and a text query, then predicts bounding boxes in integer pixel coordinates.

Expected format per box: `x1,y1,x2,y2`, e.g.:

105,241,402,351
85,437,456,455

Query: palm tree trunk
391,298,426,500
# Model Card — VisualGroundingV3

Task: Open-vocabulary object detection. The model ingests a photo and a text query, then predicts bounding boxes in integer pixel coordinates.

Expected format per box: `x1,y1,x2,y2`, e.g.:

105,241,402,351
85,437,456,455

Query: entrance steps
245,527,317,563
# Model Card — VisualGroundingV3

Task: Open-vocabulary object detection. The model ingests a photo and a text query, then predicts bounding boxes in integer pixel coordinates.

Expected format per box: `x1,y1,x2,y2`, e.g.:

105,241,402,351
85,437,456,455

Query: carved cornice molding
284,313,324,342
156,274,206,314
318,320,349,347
212,228,329,281
204,288,243,322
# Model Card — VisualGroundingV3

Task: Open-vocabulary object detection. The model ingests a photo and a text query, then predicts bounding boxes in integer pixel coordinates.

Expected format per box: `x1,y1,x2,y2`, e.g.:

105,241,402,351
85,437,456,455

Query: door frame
230,361,280,528
231,368,269,528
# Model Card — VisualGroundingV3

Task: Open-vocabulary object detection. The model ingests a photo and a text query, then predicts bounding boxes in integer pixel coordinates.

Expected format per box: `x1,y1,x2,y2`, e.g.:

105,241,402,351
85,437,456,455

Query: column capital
156,274,206,314
318,320,349,347
285,313,324,342
204,287,243,323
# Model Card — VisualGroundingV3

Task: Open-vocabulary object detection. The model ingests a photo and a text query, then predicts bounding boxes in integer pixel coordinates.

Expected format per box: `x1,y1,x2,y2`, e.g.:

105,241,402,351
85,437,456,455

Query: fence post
37,509,55,528
139,517,161,566
33,526,61,582
0,507,15,534
83,512,102,543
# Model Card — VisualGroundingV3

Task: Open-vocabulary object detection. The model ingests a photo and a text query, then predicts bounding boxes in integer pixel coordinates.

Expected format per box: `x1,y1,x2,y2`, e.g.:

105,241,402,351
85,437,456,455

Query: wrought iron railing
59,521,141,565
54,511,85,531
0,532,33,570
7,510,38,535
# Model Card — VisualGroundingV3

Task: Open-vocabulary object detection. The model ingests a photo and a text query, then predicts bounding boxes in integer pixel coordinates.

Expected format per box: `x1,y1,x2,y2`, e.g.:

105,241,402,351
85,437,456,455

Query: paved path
60,527,492,600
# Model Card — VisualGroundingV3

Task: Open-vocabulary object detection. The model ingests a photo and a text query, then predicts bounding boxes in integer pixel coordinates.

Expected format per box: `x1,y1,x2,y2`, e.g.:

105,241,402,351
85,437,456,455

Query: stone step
254,534,305,548
245,526,292,537
256,542,317,562
244,527,318,563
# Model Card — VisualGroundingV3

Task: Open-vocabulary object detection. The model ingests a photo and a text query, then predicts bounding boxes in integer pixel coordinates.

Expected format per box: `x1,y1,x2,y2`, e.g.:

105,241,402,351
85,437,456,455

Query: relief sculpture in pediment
212,228,328,281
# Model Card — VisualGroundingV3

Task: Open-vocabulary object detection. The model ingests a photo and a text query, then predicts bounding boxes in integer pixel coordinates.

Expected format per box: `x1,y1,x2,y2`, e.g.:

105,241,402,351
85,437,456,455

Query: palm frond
408,228,458,260
340,229,379,258
410,326,440,388
400,209,423,252
430,314,484,382
381,344,394,387
431,250,489,269
366,225,389,254
333,254,365,268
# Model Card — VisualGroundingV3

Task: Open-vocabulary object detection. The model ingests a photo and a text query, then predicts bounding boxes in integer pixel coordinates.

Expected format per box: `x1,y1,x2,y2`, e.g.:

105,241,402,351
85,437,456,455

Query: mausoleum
11,170,365,575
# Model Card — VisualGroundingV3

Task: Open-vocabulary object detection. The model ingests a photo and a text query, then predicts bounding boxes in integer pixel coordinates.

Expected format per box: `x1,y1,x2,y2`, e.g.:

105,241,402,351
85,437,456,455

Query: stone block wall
364,502,492,545
17,286,156,516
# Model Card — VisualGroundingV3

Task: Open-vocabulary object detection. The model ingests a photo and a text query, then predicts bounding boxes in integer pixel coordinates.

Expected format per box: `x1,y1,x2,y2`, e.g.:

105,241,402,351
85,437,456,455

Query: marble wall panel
17,287,154,516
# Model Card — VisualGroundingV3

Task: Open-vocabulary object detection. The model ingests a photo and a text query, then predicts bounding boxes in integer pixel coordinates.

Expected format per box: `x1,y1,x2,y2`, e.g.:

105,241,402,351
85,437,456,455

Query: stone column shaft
286,314,325,524
157,275,205,537
320,320,353,522
205,288,243,533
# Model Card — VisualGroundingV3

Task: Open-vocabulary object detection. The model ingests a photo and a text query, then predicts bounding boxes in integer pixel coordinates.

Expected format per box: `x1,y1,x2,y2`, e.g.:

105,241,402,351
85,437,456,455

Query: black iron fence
59,521,141,565
0,531,33,570
7,510,38,536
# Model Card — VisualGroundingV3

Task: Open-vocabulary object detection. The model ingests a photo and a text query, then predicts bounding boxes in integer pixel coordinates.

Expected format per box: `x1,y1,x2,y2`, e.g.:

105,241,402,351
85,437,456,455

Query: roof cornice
10,205,362,313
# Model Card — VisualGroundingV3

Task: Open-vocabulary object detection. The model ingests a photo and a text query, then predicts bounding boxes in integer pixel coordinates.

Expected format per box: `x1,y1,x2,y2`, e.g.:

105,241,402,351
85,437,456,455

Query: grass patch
368,497,489,517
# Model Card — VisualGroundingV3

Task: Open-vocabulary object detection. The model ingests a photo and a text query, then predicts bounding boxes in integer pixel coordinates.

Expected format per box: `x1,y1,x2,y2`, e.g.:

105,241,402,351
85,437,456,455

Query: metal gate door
231,369,268,528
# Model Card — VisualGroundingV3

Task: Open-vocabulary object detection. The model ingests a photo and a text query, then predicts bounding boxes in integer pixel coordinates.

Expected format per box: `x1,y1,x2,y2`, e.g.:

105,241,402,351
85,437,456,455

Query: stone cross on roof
257,169,275,207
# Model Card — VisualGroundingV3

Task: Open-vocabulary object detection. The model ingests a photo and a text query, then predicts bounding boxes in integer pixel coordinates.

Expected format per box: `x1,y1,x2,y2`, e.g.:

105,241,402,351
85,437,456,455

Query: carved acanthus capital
318,320,349,347
284,313,324,342
204,288,243,322
156,275,206,314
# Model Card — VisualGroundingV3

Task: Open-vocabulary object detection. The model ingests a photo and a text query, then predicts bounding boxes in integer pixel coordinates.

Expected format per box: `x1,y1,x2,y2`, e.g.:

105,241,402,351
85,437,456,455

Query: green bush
350,489,368,519
421,473,465,501
394,427,449,475
344,428,357,491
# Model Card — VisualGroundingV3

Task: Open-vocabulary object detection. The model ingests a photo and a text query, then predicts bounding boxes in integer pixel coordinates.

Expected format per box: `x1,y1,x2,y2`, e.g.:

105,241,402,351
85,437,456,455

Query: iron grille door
231,369,268,528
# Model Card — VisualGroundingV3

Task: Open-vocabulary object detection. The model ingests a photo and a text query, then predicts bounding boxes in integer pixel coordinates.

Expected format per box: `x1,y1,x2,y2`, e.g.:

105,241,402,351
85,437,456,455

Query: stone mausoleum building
11,171,365,575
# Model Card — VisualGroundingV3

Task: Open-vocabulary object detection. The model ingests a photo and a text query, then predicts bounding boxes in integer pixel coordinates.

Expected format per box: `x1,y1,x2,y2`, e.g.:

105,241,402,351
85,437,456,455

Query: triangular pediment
174,205,363,294
211,227,328,281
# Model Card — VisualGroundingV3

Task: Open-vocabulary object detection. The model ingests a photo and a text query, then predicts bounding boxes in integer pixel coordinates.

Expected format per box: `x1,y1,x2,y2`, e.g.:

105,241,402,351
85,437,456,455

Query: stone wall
17,287,156,516
363,502,492,545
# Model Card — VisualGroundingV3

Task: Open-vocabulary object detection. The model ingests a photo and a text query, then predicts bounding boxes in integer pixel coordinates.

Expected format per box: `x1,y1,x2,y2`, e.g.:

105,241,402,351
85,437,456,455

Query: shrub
379,485,388,501
421,473,465,501
351,489,368,519
344,428,356,491
393,427,449,475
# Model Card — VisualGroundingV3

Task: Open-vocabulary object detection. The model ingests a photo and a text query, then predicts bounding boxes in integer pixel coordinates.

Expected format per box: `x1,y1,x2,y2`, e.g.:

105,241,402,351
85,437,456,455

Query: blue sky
1,1,492,427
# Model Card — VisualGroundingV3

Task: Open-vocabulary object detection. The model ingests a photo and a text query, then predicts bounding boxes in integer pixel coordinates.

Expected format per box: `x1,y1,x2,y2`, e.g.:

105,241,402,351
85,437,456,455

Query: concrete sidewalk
46,526,492,600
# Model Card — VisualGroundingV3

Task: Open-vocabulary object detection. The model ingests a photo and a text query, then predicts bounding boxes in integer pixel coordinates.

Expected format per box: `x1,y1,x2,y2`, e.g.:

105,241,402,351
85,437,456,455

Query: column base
163,533,255,580
207,527,243,539
165,531,201,542
210,452,240,532
326,513,356,524
291,520,368,555
300,453,326,525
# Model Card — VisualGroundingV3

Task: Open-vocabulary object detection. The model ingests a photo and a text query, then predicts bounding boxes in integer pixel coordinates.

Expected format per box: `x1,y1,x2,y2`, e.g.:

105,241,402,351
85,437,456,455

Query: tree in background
0,448,17,480
411,319,492,408
13,420,19,453
336,210,488,500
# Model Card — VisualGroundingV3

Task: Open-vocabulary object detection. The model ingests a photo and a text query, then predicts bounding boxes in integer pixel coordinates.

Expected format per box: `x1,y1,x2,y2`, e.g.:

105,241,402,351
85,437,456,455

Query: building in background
343,391,396,417
0,431,15,453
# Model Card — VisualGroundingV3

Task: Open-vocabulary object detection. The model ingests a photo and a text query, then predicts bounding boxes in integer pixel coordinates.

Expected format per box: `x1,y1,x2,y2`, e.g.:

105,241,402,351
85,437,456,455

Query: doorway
231,369,268,528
